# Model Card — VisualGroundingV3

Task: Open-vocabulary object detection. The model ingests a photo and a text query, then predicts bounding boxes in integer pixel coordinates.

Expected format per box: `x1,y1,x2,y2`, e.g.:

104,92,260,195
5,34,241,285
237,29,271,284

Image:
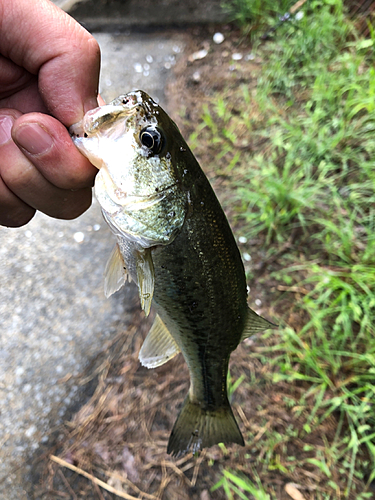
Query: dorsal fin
104,244,129,298
139,314,180,368
241,306,276,341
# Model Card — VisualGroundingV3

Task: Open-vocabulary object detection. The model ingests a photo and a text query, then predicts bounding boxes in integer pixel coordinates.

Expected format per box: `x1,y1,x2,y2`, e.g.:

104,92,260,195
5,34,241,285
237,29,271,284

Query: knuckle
0,207,35,228
3,162,34,192
53,188,92,220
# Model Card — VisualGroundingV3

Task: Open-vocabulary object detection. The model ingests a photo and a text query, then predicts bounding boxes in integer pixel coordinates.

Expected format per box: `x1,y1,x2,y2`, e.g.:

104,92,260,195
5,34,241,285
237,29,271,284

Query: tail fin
167,395,244,457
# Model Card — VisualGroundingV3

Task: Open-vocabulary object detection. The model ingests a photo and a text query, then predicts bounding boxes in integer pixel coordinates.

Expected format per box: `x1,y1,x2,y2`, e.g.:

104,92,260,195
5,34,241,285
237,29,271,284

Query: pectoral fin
104,244,129,298
139,314,180,368
136,248,155,316
241,306,277,341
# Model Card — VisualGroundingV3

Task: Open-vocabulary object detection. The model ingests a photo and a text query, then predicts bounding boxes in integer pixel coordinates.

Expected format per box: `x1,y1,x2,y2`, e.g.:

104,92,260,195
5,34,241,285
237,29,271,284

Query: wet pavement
0,2,200,497
94,30,186,105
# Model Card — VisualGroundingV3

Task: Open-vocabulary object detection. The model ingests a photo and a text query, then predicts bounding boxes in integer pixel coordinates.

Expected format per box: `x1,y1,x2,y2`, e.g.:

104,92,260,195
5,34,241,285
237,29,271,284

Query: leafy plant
227,369,246,402
236,155,323,244
221,0,290,29
212,469,271,500
258,0,353,97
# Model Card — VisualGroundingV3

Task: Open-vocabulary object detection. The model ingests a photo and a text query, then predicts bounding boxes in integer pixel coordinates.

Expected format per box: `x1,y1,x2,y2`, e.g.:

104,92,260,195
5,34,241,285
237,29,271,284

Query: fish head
69,90,188,247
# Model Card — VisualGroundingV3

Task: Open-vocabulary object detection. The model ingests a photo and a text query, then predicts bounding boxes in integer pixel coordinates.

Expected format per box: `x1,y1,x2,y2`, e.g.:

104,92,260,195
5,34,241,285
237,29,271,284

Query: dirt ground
29,24,369,500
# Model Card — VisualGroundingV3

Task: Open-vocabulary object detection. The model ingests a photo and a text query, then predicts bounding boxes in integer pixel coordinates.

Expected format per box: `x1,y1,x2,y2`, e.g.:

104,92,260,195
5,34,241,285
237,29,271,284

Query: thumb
0,0,100,125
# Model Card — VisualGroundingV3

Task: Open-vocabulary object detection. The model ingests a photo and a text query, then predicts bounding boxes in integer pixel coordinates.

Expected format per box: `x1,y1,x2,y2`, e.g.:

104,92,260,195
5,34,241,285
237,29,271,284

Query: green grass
222,0,291,31
212,469,271,500
257,0,351,97
190,1,375,497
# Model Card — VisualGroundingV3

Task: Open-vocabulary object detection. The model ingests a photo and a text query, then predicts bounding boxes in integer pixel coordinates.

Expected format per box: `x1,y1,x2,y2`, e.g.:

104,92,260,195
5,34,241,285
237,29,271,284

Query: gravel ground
0,13,188,499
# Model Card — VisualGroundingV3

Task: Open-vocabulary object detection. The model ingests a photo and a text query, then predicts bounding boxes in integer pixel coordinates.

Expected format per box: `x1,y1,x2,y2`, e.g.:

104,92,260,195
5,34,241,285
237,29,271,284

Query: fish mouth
69,91,156,139
69,104,136,139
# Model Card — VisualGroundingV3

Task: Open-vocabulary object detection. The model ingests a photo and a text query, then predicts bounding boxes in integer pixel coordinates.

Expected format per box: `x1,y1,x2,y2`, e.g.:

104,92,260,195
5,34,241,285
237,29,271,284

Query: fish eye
139,127,164,155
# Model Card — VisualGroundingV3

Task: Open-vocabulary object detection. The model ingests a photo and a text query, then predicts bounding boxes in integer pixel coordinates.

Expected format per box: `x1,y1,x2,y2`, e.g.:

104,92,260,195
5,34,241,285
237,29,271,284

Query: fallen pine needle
276,285,310,295
105,470,158,500
285,482,307,500
161,459,192,485
191,450,206,487
50,455,143,500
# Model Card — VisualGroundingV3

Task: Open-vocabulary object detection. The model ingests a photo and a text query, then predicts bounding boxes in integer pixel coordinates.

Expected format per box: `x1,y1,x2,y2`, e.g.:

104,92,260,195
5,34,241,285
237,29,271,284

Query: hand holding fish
0,0,100,227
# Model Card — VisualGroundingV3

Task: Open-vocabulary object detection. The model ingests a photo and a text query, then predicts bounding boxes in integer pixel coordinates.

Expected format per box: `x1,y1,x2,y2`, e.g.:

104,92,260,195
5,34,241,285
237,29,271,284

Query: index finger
0,0,101,125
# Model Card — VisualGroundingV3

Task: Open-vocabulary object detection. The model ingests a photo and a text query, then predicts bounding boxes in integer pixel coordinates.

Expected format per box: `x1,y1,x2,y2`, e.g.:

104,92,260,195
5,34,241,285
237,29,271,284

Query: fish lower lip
69,122,83,137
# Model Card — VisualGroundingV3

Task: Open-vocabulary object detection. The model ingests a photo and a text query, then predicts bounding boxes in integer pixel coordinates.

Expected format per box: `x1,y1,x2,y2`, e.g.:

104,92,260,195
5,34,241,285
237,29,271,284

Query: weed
221,0,290,30
227,368,246,402
212,469,271,500
235,155,323,244
258,1,353,97
197,0,375,497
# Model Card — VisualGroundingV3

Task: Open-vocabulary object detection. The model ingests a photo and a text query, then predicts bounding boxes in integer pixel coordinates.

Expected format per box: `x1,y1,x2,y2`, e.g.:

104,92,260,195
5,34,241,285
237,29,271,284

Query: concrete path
0,11,190,499
55,0,225,30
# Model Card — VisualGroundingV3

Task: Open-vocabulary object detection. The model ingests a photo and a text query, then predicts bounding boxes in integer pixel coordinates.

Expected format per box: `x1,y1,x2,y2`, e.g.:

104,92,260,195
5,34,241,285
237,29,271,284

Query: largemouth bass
69,90,274,457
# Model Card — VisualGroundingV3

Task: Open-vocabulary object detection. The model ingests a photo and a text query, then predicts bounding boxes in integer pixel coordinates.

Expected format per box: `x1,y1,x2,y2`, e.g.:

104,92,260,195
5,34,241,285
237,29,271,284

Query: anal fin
139,314,180,368
104,244,129,298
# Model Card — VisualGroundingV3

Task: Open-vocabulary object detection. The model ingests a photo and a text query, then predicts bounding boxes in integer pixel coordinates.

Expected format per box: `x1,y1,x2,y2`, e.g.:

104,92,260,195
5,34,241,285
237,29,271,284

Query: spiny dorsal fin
241,306,276,341
139,314,180,368
136,248,155,317
104,244,129,298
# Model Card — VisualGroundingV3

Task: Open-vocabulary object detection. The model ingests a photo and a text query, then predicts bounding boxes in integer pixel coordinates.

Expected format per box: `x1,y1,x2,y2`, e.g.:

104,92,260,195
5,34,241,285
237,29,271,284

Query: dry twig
50,455,144,500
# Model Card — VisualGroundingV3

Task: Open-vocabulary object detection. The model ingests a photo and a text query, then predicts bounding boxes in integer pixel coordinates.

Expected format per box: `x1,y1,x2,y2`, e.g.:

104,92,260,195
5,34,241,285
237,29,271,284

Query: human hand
0,0,101,227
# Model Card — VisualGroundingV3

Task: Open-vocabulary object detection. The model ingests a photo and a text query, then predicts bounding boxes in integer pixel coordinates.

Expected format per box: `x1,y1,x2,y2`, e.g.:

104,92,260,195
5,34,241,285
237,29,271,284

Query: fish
69,90,274,457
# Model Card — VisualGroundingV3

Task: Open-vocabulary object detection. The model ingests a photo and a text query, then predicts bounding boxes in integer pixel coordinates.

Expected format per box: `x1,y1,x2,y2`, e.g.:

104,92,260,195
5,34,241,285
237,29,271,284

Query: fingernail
0,115,14,146
14,123,54,155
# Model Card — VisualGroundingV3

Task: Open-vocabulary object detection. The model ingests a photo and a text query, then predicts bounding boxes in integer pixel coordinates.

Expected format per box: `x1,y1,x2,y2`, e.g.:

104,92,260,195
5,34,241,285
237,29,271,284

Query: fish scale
152,173,246,411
